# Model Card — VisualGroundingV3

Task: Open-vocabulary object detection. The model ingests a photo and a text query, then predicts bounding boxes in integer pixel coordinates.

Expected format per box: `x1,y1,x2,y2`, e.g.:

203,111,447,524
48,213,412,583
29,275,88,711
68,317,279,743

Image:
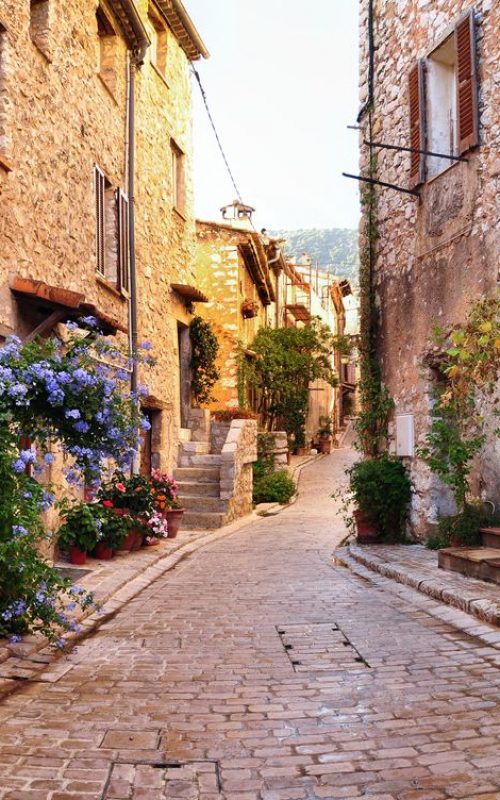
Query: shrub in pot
253,471,296,505
57,502,102,564
345,455,412,543
317,415,334,454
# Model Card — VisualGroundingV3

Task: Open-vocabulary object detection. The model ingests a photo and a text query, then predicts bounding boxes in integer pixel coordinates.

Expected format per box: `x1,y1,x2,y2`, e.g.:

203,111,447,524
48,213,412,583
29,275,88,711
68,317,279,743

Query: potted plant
98,472,155,550
94,508,133,559
150,469,185,538
57,502,101,564
241,298,259,319
317,415,334,454
342,455,412,544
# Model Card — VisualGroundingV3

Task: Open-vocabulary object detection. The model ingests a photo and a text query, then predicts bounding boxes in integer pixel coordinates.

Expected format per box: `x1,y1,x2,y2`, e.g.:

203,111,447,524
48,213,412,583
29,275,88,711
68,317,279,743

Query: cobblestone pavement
1,449,500,800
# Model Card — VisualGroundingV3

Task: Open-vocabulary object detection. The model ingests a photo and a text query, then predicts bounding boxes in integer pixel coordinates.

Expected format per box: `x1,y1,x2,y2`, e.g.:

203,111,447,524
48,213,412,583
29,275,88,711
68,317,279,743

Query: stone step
181,510,226,530
179,454,223,468
173,467,220,483
480,527,500,549
438,547,500,585
179,496,227,513
179,441,210,456
175,481,220,498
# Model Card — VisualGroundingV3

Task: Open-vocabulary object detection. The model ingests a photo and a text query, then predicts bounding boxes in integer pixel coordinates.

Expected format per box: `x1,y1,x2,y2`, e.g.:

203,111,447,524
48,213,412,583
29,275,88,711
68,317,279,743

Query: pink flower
115,483,126,492
102,500,114,508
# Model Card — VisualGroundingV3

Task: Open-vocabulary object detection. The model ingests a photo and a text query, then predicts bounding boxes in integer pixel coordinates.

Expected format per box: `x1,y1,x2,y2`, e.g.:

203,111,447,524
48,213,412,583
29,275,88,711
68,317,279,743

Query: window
148,3,168,79
94,167,129,291
409,9,478,186
171,141,185,215
30,0,50,58
96,7,118,96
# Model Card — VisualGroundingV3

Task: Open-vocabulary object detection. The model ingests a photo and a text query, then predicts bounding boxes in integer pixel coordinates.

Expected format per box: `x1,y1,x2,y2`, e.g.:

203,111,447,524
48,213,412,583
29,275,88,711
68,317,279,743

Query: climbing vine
189,316,220,405
355,156,394,455
419,294,500,510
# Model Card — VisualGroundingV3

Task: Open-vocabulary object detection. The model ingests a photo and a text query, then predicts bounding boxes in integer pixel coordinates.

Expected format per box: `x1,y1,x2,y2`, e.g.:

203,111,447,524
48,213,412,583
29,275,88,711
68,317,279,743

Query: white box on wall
395,414,415,458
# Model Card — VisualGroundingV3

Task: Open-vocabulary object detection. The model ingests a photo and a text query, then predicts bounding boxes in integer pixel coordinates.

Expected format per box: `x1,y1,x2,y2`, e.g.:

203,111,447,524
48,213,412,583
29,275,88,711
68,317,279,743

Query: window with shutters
148,3,168,81
117,190,130,295
409,8,478,186
94,165,120,287
171,140,186,216
97,7,118,97
30,0,50,60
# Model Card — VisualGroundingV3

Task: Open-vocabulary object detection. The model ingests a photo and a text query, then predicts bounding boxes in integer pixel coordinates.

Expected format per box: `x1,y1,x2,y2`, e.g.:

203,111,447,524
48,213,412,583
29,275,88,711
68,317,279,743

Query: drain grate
102,760,221,799
277,622,370,671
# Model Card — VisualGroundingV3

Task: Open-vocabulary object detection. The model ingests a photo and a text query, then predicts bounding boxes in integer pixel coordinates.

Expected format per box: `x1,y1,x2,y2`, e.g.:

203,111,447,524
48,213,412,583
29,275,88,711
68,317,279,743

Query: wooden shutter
117,189,129,294
408,60,426,187
94,165,105,275
455,9,479,154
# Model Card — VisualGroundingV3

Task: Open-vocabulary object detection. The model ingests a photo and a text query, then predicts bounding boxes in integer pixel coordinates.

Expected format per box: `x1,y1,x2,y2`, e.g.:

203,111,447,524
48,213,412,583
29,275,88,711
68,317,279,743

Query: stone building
357,0,500,536
0,0,208,476
194,202,279,410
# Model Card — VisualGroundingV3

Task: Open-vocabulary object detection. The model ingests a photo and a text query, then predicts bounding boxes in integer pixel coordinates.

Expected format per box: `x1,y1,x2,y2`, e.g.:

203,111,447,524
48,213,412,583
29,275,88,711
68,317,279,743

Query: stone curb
255,453,325,517
0,513,258,701
336,545,500,633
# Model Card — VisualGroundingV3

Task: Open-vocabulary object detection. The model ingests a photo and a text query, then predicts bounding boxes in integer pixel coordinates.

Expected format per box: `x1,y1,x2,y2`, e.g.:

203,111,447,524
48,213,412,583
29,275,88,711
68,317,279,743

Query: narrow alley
0,450,499,800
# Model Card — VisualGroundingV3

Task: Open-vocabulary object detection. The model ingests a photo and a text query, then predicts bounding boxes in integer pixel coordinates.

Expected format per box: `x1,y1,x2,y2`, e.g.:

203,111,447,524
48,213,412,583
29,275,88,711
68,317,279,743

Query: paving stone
0,450,499,798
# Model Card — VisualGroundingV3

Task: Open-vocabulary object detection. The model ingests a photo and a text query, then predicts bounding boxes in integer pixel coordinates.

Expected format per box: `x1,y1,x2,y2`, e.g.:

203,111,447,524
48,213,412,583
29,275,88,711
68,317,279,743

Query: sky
186,1,360,233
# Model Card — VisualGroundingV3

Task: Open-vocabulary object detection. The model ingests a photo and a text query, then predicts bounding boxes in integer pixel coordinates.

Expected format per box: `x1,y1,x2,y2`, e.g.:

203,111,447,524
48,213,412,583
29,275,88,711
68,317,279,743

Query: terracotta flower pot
165,508,185,539
94,542,113,560
353,509,381,545
69,545,87,565
117,530,136,552
319,438,332,454
130,528,144,550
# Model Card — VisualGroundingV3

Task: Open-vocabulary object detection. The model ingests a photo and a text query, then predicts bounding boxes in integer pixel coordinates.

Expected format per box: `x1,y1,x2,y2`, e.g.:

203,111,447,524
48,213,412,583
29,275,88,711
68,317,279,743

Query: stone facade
0,0,207,480
358,0,500,537
195,219,277,409
220,418,258,522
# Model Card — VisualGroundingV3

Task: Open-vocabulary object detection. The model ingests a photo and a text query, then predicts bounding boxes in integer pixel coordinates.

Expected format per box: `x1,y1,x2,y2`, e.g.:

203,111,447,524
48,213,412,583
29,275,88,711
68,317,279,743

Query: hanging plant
189,316,220,405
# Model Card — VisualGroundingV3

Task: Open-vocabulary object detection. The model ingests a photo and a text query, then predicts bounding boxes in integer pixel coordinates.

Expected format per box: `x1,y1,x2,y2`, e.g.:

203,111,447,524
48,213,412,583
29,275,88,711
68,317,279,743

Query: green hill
270,228,359,285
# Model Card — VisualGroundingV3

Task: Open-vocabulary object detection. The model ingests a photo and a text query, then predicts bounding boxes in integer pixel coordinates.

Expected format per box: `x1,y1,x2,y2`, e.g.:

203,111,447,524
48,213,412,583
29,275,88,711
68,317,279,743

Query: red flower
102,500,114,508
115,483,126,492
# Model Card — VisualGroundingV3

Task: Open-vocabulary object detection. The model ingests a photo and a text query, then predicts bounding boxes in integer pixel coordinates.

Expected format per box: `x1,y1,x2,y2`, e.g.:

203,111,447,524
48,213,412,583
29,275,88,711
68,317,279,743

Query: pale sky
186,1,360,232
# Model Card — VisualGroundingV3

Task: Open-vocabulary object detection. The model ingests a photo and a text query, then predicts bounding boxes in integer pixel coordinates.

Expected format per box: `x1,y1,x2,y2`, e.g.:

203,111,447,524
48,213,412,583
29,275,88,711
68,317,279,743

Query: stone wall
0,0,205,475
195,221,271,410
220,419,258,523
358,0,500,537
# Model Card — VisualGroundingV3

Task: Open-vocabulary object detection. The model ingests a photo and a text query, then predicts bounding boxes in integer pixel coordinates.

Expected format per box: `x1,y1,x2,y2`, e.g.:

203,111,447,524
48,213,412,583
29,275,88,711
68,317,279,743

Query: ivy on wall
189,316,220,406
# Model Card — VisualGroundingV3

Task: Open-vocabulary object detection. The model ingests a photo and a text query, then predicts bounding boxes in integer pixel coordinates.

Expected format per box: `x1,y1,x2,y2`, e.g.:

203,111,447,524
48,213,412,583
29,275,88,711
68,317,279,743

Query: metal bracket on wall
342,172,420,198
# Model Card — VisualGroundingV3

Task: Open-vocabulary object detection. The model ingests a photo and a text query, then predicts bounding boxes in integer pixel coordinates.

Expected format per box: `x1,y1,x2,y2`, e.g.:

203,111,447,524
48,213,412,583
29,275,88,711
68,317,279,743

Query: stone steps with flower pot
438,527,500,585
175,480,220,498
174,440,227,529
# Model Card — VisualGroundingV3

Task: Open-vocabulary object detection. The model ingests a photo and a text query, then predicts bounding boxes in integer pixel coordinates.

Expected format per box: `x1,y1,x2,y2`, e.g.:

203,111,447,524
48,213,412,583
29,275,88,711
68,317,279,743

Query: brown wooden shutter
94,166,105,275
117,189,129,294
455,9,479,154
408,60,426,187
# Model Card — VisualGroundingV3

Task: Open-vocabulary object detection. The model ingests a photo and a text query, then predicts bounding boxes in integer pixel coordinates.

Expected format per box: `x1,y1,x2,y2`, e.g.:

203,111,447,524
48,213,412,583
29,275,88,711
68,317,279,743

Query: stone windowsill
31,38,52,64
96,273,128,301
173,205,187,223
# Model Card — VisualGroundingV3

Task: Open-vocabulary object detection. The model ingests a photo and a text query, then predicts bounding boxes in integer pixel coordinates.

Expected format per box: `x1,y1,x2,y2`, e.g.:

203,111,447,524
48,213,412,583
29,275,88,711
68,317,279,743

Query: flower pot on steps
165,508,185,539
353,509,381,545
69,545,87,565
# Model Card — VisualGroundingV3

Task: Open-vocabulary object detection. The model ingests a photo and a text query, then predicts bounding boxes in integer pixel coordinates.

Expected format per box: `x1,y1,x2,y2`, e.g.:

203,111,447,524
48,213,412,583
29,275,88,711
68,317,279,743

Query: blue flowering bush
0,321,153,645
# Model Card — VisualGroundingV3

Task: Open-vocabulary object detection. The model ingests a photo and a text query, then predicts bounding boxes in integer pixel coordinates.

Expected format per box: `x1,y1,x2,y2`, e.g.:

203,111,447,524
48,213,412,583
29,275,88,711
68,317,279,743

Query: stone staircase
438,526,500,585
174,441,228,529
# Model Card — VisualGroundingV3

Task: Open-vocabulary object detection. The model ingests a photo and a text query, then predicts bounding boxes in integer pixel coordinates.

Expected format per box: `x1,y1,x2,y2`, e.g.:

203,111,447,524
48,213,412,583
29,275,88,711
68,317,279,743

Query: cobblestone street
1,450,500,800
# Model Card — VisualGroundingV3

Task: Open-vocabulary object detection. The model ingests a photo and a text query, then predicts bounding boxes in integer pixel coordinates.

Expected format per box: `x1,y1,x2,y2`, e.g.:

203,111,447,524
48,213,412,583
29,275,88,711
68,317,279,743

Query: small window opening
97,7,118,96
171,141,185,215
148,4,168,78
426,35,458,179
30,0,50,58
94,165,118,285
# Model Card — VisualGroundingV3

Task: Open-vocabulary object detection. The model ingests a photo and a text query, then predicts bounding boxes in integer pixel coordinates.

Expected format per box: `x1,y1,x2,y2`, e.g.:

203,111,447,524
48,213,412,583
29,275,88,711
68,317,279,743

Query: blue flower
8,383,28,400
74,420,90,433
65,321,79,331
44,453,55,465
12,525,29,538
8,634,22,644
65,409,81,420
12,459,26,473
140,341,152,351
19,449,36,465
81,315,98,327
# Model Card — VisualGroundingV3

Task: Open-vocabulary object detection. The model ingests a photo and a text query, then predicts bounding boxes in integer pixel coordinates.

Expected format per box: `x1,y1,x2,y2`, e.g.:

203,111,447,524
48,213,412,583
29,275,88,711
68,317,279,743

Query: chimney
220,199,255,230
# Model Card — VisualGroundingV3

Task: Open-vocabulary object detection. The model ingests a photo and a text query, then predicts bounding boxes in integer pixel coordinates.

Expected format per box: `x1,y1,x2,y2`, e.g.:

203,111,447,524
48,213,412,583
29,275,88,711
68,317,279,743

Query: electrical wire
191,66,243,204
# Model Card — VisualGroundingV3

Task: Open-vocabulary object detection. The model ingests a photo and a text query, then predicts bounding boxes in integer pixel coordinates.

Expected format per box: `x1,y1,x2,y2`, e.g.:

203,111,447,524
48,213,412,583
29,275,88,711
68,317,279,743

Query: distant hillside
271,228,359,285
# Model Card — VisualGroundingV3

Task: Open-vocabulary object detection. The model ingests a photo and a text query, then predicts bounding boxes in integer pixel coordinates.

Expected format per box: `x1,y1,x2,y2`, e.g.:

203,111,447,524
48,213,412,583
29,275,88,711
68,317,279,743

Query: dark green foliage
426,504,500,550
190,316,220,405
253,471,296,505
57,501,132,553
240,320,345,449
348,455,412,540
